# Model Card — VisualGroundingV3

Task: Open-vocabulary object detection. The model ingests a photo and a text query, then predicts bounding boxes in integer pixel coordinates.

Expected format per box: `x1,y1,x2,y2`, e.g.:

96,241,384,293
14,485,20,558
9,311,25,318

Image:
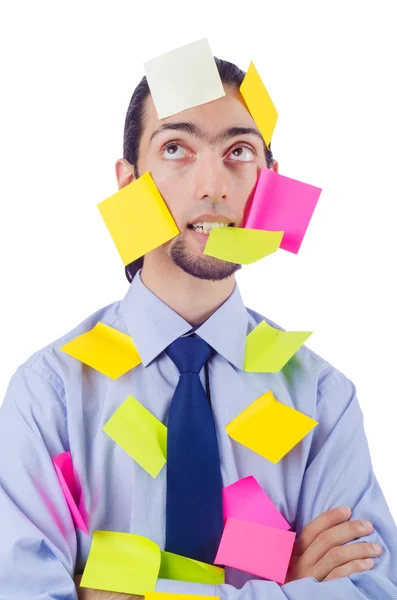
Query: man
0,57,396,600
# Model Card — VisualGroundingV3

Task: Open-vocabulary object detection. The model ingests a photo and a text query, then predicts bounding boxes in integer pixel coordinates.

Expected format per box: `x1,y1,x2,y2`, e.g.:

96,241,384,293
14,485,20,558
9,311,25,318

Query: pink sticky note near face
215,517,296,585
223,476,290,531
243,167,322,254
53,452,89,535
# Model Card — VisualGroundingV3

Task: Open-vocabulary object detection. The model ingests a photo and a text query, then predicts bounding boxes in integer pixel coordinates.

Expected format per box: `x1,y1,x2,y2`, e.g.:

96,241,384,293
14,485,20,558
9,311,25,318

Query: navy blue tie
165,335,224,564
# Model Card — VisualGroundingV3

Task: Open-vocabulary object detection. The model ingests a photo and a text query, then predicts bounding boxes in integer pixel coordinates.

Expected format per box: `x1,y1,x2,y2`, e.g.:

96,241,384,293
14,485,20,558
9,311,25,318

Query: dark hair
123,57,275,283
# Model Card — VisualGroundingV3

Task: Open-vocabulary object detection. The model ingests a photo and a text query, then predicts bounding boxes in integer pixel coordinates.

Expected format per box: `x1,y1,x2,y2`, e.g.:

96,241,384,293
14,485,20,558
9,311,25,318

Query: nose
194,150,229,204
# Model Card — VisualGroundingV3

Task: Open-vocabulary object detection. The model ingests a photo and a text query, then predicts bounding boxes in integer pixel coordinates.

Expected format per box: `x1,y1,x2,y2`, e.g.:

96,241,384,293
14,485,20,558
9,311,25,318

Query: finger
294,506,352,556
313,541,382,581
303,520,374,567
323,558,374,582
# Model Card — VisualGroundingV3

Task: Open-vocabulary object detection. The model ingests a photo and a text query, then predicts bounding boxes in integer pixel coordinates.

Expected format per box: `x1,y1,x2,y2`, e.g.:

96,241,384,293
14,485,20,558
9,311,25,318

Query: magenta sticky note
223,476,290,531
243,167,322,254
53,452,89,535
215,517,296,584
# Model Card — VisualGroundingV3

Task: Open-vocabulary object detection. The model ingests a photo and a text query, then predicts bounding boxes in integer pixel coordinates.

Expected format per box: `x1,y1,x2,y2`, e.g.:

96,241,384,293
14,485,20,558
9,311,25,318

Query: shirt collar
119,270,248,370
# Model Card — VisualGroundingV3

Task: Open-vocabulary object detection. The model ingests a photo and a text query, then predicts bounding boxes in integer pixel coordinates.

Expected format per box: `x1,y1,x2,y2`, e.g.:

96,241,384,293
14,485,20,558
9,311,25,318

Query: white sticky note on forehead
143,38,226,119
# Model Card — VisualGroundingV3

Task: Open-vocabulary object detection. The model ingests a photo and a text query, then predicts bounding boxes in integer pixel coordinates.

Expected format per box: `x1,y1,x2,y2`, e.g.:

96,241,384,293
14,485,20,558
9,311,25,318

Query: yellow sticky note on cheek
226,391,318,464
97,171,180,266
240,61,278,148
60,322,141,379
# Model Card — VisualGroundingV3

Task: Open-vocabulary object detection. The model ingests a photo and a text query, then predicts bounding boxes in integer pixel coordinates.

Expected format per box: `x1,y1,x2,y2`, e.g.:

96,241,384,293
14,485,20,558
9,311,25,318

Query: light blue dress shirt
0,270,396,600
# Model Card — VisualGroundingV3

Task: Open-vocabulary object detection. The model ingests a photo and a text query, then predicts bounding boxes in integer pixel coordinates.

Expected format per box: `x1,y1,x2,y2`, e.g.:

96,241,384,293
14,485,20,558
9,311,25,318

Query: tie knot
165,335,213,374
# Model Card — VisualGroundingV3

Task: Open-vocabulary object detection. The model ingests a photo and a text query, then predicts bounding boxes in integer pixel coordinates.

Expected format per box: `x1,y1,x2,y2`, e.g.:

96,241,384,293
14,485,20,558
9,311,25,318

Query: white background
0,1,396,519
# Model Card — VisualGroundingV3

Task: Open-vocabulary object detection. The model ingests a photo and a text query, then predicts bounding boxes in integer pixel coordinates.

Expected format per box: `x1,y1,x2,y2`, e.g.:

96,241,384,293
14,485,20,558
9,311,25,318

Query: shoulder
14,298,124,398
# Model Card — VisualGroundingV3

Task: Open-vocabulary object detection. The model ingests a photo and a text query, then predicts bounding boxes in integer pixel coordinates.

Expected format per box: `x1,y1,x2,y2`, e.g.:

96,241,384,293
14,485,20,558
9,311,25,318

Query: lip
188,215,235,226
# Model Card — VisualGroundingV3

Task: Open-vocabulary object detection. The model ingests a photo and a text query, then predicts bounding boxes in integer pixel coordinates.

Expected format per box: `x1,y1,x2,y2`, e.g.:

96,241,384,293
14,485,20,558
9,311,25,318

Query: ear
271,159,279,174
115,158,136,190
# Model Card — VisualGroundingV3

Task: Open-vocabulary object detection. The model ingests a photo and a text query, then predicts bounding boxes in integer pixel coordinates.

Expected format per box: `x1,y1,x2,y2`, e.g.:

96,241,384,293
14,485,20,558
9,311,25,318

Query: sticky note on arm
80,531,161,595
53,451,89,535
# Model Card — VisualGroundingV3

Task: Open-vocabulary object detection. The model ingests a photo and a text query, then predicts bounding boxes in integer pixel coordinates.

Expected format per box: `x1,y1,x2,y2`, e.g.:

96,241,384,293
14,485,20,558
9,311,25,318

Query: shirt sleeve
155,373,397,599
0,365,78,599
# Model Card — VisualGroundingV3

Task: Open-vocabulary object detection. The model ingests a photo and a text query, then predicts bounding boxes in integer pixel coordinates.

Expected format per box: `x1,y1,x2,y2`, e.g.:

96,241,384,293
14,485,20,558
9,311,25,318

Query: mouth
187,221,235,236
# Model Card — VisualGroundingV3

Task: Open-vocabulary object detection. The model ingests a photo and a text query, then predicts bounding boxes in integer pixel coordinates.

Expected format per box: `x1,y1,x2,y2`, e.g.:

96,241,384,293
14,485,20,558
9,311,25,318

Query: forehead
141,85,259,144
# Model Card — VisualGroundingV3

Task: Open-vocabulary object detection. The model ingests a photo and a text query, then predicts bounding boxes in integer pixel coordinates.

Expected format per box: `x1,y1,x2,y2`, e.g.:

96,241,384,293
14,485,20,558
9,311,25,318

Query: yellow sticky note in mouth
80,531,161,595
203,227,283,264
240,61,278,148
103,395,167,478
226,391,318,463
61,322,141,379
244,319,312,372
97,171,180,266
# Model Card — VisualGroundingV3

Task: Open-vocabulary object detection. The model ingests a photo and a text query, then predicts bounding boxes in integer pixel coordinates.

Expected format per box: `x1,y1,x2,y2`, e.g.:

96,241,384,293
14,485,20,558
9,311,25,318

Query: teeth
191,221,231,234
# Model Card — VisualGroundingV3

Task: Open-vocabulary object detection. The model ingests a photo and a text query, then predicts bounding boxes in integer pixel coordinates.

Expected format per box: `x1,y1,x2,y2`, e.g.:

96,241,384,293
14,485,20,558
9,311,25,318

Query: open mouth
188,222,235,235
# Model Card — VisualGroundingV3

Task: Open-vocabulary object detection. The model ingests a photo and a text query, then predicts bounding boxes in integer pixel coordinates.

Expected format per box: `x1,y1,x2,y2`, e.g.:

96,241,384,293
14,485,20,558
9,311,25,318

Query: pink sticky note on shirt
53,452,89,535
223,476,291,531
215,517,296,584
243,167,322,254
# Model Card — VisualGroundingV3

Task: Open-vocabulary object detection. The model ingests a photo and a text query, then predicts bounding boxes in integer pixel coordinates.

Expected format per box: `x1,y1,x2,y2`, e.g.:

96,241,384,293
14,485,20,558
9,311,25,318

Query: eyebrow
149,121,263,146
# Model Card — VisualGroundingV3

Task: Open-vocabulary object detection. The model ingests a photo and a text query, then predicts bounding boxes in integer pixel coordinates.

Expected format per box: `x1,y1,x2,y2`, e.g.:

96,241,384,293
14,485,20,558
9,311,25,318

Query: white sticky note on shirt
143,38,225,119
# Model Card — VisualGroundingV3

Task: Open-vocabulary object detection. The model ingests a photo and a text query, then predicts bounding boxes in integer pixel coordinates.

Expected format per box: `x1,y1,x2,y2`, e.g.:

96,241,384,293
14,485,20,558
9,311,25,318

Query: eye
162,142,188,160
228,145,255,162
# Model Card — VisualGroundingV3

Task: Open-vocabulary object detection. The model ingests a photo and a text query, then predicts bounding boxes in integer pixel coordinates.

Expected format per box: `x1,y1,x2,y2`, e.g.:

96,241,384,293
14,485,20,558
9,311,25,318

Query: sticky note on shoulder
215,517,295,584
223,475,290,530
103,395,167,478
240,61,278,148
53,452,89,535
244,319,312,372
143,38,225,119
97,171,179,266
81,531,161,595
61,322,141,379
226,391,318,463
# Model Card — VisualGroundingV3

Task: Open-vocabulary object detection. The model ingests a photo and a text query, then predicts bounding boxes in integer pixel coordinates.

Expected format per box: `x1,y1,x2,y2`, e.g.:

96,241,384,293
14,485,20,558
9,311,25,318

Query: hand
74,574,143,600
285,506,383,583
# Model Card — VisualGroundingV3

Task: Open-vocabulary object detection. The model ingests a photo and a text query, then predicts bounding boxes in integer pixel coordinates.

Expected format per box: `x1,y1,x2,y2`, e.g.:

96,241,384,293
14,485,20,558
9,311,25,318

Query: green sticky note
245,319,313,372
159,551,225,584
80,531,161,595
203,227,283,264
103,395,167,477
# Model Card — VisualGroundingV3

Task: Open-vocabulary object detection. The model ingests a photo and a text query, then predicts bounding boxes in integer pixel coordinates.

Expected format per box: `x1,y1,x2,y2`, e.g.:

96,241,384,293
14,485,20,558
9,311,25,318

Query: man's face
118,84,278,281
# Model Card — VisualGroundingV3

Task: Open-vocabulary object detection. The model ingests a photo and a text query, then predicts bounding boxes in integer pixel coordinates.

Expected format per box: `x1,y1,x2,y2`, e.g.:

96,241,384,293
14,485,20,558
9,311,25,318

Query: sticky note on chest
226,391,318,463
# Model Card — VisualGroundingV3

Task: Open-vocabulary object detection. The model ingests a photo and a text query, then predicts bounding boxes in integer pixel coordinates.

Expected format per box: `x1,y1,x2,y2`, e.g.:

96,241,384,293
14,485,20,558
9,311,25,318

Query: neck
140,255,236,327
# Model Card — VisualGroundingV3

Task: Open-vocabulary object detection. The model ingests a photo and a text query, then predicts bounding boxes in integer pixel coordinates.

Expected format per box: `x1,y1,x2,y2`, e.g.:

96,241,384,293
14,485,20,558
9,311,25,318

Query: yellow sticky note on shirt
245,319,312,372
97,171,180,266
60,322,141,379
226,391,318,463
204,227,283,264
159,550,225,584
103,395,167,478
240,62,278,148
80,531,161,595
147,594,219,600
